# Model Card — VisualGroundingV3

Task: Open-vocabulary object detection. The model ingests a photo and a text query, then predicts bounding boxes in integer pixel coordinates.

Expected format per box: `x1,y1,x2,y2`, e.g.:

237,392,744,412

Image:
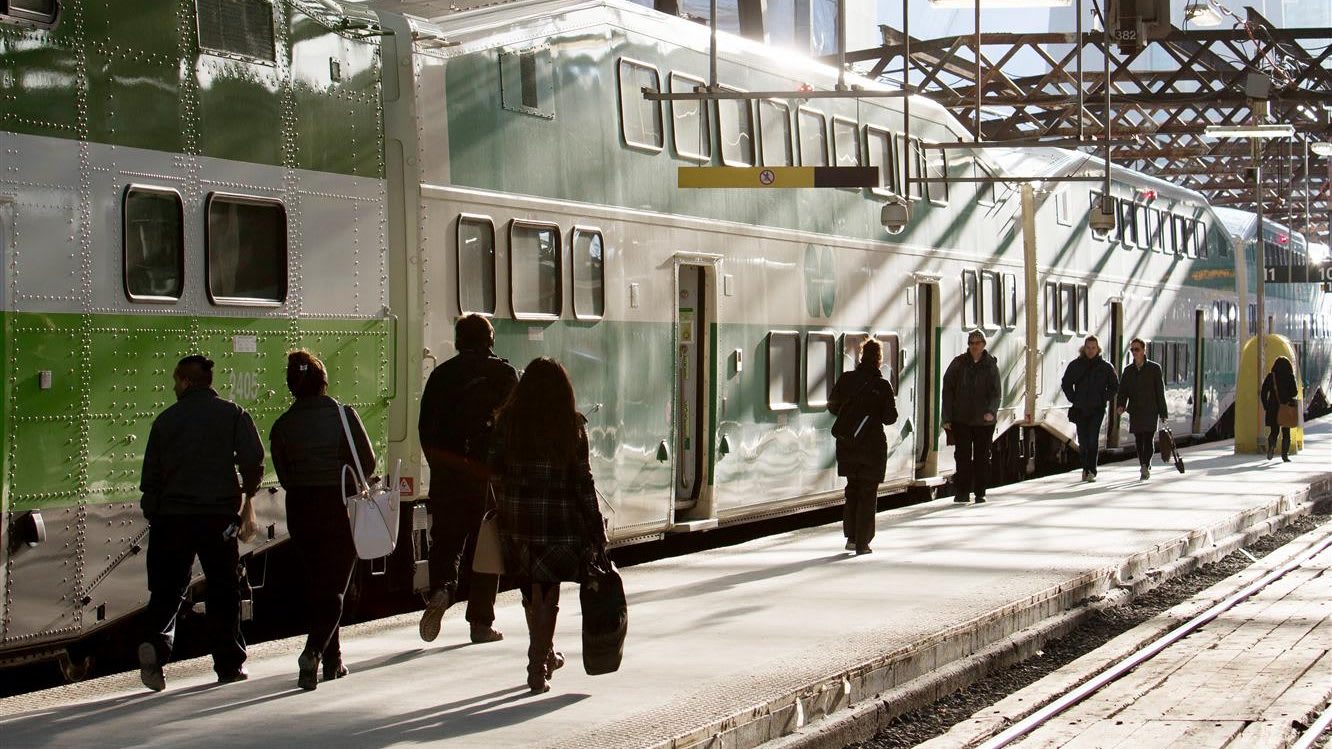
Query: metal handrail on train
975,529,1332,749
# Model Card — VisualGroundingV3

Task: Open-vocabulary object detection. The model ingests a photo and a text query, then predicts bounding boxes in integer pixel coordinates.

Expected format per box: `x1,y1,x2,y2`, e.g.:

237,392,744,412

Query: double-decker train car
2,0,1327,676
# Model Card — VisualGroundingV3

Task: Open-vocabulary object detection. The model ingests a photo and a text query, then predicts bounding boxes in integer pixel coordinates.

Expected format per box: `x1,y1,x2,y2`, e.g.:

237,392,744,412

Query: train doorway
1193,309,1205,434
1108,300,1123,447
672,259,718,527
915,281,940,476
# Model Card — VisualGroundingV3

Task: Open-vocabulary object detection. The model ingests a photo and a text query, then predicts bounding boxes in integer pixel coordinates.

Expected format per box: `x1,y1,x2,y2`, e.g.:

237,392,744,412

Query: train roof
984,147,1210,204
1213,206,1306,244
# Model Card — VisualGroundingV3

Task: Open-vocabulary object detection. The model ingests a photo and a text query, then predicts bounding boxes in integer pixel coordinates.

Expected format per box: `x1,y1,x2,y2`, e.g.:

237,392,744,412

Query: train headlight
881,196,910,235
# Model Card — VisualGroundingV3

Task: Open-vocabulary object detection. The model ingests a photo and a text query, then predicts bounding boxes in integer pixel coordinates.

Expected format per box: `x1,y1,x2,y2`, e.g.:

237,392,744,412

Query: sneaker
1081,469,1090,482
1140,465,1150,481
297,650,319,691
973,496,986,504
855,545,873,555
469,624,504,644
419,589,451,643
844,541,856,551
138,643,165,692
1087,472,1097,482
216,667,249,684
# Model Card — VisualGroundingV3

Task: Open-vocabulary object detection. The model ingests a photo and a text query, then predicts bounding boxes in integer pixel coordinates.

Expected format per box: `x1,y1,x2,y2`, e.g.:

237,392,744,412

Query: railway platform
1,423,1329,749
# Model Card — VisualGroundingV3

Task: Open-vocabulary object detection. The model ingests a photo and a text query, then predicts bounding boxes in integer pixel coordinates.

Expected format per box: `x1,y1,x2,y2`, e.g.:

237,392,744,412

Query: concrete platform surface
1,424,1329,749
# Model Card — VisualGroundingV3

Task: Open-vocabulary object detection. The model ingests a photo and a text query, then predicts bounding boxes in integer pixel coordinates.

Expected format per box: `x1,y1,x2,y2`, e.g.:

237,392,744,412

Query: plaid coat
489,423,607,583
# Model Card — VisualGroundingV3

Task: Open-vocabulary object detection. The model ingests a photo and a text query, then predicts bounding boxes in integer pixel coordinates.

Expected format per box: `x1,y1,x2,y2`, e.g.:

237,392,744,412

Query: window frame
924,142,949,205
1003,273,1018,328
830,116,862,171
865,124,897,197
456,213,497,317
757,98,793,167
617,57,664,153
873,331,902,393
1054,190,1071,226
508,218,563,321
668,71,710,162
980,269,1002,331
569,225,605,321
1,0,59,26
962,269,981,330
204,191,288,307
122,184,185,304
1076,283,1089,335
906,136,925,201
1044,281,1060,335
766,330,802,411
841,331,869,378
1059,282,1078,335
1134,204,1150,250
796,106,828,167
1117,198,1134,246
804,330,838,408
714,85,755,167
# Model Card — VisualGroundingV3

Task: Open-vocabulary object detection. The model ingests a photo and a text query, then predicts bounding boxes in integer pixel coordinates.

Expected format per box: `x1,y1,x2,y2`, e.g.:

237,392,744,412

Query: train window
981,270,1002,330
1044,281,1060,334
571,227,604,320
805,332,837,407
1212,302,1222,339
925,144,949,204
866,126,896,195
797,107,827,167
1149,341,1166,367
618,59,663,152
1227,303,1237,338
1003,273,1018,328
908,138,925,200
1060,283,1078,334
669,72,710,162
716,87,755,166
1,0,58,24
767,331,801,410
205,193,286,305
1150,210,1166,252
758,99,793,167
962,270,980,329
510,220,561,319
831,117,860,169
197,0,276,62
457,215,496,315
874,332,901,392
123,186,184,303
1193,220,1207,258
1248,303,1257,335
1116,199,1133,245
1076,284,1089,334
1054,191,1070,226
976,161,997,206
1134,205,1150,250
841,332,868,375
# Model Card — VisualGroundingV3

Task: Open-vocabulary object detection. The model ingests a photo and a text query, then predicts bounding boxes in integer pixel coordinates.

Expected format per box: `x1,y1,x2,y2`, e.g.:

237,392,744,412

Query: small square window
206,193,287,305
510,220,561,319
123,185,184,303
618,59,663,151
571,227,605,319
758,99,793,167
457,215,496,315
767,331,801,410
716,88,754,166
797,108,827,167
670,72,710,162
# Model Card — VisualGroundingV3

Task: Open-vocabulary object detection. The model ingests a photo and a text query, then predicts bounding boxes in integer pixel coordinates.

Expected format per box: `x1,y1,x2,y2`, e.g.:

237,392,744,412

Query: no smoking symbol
759,169,775,185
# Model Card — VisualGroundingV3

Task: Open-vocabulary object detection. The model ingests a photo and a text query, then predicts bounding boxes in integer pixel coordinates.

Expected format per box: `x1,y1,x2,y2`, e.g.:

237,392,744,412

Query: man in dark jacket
418,314,517,644
942,330,1001,504
137,355,264,691
827,338,898,555
1061,335,1119,482
1116,338,1167,480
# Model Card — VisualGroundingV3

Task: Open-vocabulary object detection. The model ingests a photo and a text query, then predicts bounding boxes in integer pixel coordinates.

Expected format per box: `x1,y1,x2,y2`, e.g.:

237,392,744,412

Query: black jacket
1116,359,1168,434
140,386,264,518
419,349,518,496
1260,369,1298,429
1061,353,1118,425
828,364,898,481
270,396,376,490
941,351,1001,427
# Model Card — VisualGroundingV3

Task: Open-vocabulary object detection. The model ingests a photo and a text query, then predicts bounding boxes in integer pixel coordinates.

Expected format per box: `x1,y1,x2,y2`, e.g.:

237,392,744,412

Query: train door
672,260,717,528
914,281,940,476
1192,309,1205,434
1108,300,1123,447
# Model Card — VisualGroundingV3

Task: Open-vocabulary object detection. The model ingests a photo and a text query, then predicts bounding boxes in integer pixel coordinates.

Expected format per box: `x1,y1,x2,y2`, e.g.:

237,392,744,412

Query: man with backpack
418,314,518,644
827,338,898,555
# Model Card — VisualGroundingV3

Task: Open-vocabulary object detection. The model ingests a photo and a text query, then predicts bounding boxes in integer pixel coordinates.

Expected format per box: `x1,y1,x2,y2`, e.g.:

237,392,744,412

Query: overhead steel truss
844,8,1332,243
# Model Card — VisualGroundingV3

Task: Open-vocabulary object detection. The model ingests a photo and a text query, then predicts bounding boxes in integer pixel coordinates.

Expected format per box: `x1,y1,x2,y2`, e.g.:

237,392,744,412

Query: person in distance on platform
137,355,264,691
827,338,898,554
489,358,608,693
942,330,1001,504
1116,338,1167,481
1061,335,1119,483
1260,355,1298,462
270,351,376,690
418,314,517,644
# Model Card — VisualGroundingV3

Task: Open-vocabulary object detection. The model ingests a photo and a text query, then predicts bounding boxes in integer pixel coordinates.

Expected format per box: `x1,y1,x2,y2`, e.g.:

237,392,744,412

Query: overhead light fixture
1203,124,1296,139
1312,142,1332,157
928,0,1071,7
1184,0,1223,27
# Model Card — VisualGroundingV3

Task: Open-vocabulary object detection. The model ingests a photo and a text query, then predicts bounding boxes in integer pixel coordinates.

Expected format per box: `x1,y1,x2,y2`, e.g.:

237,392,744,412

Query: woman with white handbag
270,350,376,691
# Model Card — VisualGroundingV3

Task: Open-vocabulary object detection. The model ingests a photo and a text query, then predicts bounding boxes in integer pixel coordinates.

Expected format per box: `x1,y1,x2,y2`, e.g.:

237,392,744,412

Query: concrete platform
2,424,1329,749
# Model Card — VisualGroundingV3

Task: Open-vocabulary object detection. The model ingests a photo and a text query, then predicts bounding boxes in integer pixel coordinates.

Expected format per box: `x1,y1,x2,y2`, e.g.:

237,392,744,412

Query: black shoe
973,496,986,504
323,659,349,681
1282,455,1290,462
297,650,319,691
216,667,249,684
1267,446,1275,460
855,546,873,555
954,494,970,503
138,643,165,692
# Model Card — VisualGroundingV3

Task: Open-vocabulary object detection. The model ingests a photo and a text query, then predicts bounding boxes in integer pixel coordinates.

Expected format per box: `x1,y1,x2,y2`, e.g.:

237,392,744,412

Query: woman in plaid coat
489,357,608,693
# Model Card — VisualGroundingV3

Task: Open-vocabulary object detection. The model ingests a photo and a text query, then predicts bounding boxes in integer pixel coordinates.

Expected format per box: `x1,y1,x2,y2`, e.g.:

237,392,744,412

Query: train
1,0,1328,677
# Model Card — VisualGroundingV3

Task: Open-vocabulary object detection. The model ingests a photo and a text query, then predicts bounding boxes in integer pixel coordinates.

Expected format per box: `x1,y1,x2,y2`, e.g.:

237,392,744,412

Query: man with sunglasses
942,330,1001,504
1116,338,1168,480
1061,335,1118,482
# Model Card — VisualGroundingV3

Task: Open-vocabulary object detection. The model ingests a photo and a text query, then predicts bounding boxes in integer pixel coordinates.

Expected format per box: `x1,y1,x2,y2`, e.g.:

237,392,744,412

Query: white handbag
338,404,402,560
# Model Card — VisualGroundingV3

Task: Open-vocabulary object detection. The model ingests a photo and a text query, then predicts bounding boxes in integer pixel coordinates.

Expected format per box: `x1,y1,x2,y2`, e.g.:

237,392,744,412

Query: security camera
881,196,910,235
1088,194,1117,234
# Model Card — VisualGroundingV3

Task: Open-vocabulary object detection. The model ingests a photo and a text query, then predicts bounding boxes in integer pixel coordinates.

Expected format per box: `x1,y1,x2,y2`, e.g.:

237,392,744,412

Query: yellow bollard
1235,334,1303,455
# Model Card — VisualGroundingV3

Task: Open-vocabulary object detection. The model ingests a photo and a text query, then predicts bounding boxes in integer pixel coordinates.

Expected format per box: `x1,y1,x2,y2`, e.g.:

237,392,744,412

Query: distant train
2,0,1328,677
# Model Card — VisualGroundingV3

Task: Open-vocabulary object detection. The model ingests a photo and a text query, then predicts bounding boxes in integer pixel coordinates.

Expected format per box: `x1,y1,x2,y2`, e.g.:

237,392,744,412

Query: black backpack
449,364,511,459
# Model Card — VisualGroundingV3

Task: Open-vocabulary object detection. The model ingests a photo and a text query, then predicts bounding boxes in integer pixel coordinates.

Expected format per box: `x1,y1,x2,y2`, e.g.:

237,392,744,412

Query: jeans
1133,431,1154,466
954,423,997,498
142,514,246,676
1075,412,1104,475
842,478,878,546
427,470,499,626
286,487,357,661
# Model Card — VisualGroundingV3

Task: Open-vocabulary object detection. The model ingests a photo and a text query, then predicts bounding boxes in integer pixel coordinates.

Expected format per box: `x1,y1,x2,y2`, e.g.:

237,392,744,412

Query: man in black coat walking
1116,338,1167,480
138,355,264,691
828,338,898,555
1061,335,1119,482
418,314,517,644
942,330,1001,504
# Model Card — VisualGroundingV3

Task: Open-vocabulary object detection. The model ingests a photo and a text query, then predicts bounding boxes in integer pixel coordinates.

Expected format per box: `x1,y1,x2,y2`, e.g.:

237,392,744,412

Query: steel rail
975,529,1332,749
1290,698,1332,749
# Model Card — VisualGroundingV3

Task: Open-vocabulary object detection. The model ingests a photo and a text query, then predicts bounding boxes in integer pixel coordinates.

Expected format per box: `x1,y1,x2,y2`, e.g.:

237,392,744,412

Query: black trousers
1267,426,1291,457
142,514,246,676
286,487,357,661
1075,412,1104,475
953,423,996,498
427,473,498,626
842,477,877,546
1133,431,1154,466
